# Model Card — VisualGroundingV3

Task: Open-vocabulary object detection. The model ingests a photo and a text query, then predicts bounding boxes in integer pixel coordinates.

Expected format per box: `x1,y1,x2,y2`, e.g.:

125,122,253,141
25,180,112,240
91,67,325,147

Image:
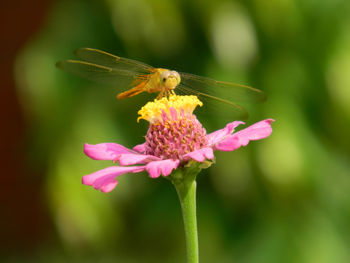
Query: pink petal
183,147,214,162
100,181,119,193
215,119,274,151
145,159,180,178
84,143,134,160
82,166,145,193
207,121,245,146
133,143,146,153
118,153,161,165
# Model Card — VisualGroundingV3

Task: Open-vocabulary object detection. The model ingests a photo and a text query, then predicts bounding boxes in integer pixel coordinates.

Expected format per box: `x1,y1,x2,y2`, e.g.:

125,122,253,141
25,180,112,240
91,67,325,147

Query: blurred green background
2,0,350,262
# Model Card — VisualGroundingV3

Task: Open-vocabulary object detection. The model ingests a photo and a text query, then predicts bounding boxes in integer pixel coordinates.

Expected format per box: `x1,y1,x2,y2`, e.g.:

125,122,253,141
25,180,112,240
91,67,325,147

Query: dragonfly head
160,70,181,90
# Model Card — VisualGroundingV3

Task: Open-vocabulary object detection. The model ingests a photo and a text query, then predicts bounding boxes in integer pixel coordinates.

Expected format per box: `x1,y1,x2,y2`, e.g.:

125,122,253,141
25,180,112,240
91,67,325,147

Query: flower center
138,95,208,160
138,94,203,123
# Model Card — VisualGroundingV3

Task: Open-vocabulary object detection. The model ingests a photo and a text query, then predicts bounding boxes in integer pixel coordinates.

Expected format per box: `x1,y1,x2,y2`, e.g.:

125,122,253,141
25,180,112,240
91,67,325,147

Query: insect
56,48,266,119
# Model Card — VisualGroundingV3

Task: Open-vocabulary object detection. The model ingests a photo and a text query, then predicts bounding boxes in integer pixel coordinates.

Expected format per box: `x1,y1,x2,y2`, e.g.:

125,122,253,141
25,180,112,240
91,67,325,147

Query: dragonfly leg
156,90,164,99
165,90,172,98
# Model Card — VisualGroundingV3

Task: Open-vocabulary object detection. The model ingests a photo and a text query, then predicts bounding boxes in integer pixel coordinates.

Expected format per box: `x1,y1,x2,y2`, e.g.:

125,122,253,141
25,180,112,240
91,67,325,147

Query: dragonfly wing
177,84,249,120
179,72,266,103
75,48,152,74
56,60,141,88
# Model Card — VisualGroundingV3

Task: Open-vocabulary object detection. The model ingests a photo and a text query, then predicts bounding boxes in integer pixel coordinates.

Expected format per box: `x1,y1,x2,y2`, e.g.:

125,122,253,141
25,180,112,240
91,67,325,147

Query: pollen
137,94,203,123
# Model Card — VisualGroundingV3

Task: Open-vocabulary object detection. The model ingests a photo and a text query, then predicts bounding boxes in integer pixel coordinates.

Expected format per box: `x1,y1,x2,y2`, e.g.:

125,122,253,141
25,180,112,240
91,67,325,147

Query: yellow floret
138,94,203,123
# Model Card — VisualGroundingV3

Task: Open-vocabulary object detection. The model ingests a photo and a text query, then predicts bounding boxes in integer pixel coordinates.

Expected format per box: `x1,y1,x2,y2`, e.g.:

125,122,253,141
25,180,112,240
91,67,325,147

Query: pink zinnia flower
83,95,274,193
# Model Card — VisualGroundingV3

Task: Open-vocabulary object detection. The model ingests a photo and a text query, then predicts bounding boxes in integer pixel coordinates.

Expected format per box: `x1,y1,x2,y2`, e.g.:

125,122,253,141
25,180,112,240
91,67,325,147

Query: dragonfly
56,48,266,120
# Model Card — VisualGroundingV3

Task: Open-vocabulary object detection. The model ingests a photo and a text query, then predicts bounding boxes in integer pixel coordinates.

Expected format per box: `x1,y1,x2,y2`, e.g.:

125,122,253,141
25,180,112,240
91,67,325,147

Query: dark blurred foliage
2,0,350,262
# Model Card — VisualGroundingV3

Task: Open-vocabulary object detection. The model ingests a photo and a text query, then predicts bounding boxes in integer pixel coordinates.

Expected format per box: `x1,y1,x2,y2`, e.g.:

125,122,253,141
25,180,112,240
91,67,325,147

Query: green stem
170,165,201,263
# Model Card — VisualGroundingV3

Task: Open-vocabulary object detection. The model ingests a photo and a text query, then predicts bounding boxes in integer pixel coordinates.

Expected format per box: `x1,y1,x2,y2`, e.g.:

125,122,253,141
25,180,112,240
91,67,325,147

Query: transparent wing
177,84,249,120
74,47,152,74
56,60,147,88
180,72,266,103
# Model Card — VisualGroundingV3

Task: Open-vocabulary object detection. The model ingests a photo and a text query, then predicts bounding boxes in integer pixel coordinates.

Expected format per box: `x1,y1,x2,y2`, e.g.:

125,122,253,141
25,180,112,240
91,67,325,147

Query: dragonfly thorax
160,70,181,90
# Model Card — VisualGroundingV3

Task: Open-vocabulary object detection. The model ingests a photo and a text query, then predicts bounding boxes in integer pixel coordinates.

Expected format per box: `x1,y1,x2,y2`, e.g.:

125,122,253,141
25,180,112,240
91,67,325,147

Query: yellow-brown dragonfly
56,48,266,119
